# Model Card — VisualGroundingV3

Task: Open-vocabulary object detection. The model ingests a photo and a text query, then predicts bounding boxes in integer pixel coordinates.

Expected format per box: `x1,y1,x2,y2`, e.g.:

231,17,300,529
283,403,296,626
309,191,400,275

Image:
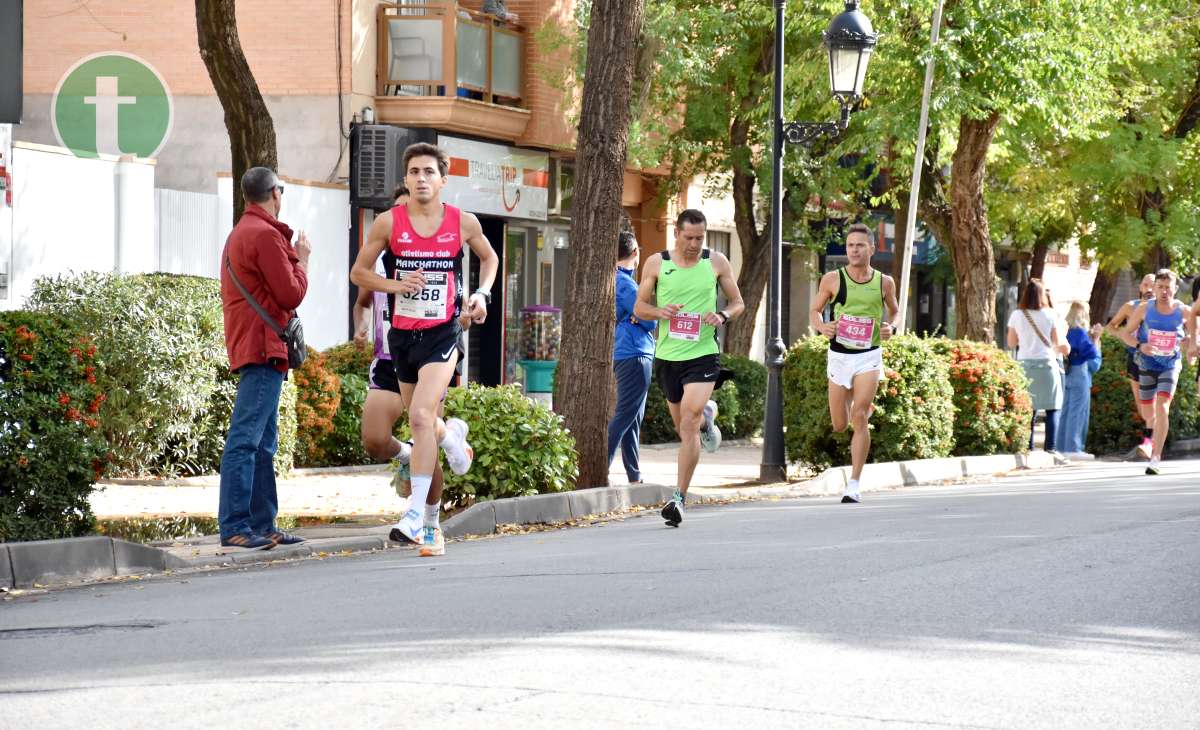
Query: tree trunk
196,0,278,222
948,112,1001,341
1029,239,1049,281
1088,266,1119,325
558,0,645,488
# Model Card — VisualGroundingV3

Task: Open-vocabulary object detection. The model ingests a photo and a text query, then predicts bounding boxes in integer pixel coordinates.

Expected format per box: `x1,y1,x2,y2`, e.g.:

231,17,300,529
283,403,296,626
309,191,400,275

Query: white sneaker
1063,451,1094,461
841,480,861,504
699,400,722,453
441,418,475,476
388,507,423,544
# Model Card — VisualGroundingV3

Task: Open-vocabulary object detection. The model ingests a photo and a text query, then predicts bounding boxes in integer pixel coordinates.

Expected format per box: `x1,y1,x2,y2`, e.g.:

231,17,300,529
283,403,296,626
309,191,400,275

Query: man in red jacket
218,167,311,549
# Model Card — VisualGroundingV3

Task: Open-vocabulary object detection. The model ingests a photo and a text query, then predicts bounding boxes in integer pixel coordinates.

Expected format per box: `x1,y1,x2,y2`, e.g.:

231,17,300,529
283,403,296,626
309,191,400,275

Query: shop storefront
433,134,573,389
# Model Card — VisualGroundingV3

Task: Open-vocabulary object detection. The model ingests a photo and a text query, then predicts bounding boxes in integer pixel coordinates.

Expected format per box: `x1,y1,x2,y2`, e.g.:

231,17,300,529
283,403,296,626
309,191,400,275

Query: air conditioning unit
350,124,435,210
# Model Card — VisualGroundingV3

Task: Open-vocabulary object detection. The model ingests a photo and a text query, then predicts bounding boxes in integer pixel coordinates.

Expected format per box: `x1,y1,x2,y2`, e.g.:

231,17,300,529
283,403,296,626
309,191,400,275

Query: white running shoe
418,526,445,557
841,480,861,504
442,418,475,475
699,400,722,453
388,507,423,544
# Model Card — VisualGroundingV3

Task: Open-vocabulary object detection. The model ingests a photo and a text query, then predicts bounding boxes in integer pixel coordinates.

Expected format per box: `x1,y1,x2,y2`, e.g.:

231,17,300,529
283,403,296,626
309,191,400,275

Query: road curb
1,536,188,589
3,452,1058,588
443,485,674,539
689,450,1058,502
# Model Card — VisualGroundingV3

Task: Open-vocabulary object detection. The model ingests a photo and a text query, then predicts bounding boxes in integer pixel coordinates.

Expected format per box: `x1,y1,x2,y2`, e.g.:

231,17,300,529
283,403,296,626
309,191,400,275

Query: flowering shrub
292,346,342,467
782,335,954,472
0,312,110,541
928,339,1031,456
28,272,297,477
322,340,375,380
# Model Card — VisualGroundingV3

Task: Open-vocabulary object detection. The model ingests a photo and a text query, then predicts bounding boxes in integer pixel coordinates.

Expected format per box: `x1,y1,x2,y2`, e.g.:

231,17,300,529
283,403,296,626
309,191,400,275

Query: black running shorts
654,353,722,404
369,357,401,393
387,320,464,385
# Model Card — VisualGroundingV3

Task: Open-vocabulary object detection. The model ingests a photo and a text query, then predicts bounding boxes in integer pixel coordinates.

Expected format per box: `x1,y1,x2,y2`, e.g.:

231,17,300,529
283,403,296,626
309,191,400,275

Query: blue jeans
218,365,284,539
607,356,652,482
1059,366,1093,453
1030,408,1060,452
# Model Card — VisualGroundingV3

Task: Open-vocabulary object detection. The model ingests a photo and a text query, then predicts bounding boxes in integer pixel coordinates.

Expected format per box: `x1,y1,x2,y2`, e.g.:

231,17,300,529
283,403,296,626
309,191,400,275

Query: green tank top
655,250,719,362
830,267,884,353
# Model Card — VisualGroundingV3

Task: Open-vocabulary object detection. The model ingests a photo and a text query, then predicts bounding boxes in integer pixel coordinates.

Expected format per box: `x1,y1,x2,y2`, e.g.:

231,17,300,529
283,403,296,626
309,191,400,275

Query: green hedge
929,339,1032,456
27,272,296,477
440,384,578,508
1,312,110,541
783,335,955,471
720,354,767,438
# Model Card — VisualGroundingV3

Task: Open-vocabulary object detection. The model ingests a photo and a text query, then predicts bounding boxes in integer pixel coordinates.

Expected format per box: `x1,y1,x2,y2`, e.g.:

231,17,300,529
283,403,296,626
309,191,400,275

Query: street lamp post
761,0,877,482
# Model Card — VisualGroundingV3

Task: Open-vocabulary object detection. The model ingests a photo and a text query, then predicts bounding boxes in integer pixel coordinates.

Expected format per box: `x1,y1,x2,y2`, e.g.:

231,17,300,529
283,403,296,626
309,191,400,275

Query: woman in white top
1007,278,1065,454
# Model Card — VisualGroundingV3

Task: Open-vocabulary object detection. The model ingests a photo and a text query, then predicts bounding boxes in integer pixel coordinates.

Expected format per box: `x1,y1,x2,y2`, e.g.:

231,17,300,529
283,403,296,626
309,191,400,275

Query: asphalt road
3,459,1199,729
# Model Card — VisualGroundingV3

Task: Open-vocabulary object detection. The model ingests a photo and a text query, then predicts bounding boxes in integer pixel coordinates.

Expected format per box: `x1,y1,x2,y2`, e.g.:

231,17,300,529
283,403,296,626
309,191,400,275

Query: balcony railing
376,2,525,106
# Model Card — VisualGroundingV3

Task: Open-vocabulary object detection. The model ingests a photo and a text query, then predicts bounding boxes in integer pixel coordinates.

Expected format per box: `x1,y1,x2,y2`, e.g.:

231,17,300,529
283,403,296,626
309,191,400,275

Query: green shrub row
784,335,957,471
27,273,297,478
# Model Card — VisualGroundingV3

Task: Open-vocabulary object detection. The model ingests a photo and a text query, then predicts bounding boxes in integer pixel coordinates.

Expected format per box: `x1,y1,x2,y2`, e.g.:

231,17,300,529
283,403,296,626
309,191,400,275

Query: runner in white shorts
810,223,900,503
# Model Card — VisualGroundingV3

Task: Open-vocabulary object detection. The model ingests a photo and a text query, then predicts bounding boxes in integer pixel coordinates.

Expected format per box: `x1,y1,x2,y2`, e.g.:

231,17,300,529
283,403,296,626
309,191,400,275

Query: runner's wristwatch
471,288,492,304
717,311,729,324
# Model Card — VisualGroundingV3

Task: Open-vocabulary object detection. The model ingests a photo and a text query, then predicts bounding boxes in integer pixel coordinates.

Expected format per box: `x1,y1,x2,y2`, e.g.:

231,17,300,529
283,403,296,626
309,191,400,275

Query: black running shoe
661,496,683,527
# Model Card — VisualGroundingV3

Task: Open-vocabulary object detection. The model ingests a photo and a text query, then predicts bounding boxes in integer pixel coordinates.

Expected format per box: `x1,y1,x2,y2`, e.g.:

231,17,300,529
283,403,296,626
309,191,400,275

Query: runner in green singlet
810,223,900,503
634,209,745,527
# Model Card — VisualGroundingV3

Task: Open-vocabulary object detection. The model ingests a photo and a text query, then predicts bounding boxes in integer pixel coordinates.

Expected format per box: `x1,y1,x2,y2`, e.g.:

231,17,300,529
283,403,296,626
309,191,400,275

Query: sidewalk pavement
89,440,769,520
0,441,1084,589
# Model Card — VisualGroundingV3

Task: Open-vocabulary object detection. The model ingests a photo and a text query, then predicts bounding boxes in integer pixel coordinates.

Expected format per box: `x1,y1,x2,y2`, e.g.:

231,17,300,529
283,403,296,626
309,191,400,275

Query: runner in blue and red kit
1121,269,1195,475
351,144,499,556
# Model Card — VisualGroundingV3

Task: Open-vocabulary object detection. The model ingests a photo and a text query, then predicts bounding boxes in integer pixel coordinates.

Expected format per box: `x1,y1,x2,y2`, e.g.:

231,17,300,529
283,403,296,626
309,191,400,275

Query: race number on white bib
835,314,875,350
394,271,452,321
668,312,702,341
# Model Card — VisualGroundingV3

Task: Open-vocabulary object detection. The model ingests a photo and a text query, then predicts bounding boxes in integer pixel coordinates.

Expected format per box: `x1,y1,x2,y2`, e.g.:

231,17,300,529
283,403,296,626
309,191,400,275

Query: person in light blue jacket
1058,301,1103,457
607,231,656,483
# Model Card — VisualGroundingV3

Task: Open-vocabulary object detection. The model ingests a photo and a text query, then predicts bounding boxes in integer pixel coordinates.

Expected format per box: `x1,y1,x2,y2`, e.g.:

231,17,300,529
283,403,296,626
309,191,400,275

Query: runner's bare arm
1121,305,1148,350
352,289,371,344
350,214,425,296
705,252,744,327
881,275,900,339
1106,301,1133,338
462,212,499,324
634,254,678,320
810,271,839,338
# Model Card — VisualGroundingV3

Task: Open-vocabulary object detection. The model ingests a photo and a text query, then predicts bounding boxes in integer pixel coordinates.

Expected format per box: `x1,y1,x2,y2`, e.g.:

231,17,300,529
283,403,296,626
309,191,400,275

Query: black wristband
718,311,729,324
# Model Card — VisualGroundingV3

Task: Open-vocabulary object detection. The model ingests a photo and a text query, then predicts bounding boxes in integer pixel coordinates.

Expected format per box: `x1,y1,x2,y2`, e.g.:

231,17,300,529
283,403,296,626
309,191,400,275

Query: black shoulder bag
225,256,307,369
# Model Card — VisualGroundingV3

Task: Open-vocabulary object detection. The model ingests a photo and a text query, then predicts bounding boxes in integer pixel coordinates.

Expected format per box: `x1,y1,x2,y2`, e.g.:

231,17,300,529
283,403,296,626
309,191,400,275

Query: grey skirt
1022,358,1064,411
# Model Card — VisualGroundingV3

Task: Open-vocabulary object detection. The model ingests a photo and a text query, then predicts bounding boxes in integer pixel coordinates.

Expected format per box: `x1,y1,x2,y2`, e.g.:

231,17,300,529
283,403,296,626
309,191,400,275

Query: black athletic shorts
387,320,465,385
369,357,400,393
1125,350,1141,381
655,353,724,404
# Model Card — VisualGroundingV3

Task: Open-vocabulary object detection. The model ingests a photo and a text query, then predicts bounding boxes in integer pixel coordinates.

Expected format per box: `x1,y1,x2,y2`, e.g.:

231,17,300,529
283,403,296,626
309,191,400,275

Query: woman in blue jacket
607,231,656,483
1058,301,1103,457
